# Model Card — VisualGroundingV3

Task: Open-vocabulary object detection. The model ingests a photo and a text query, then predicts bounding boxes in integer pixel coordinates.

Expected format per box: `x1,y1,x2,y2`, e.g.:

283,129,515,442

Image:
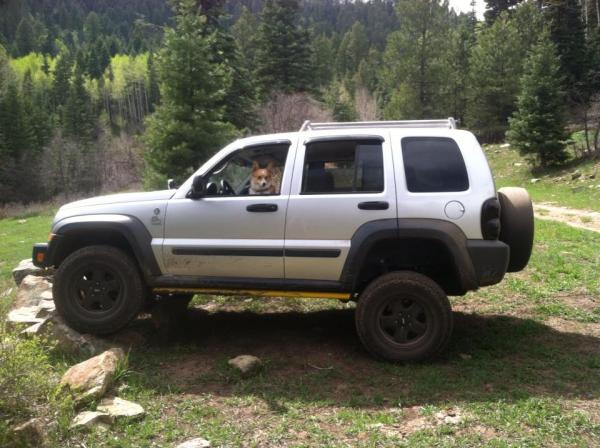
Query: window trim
300,138,385,196
400,136,470,194
202,141,291,198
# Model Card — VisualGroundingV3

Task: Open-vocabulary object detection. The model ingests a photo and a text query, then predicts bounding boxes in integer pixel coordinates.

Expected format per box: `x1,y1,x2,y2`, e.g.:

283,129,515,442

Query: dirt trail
534,203,600,233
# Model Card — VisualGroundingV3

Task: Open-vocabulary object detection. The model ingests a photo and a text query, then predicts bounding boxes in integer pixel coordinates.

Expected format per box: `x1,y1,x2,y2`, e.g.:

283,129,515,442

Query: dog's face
250,161,274,193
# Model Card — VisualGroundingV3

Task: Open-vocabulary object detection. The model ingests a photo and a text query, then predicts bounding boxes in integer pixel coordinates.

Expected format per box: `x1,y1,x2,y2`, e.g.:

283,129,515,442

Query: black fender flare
339,218,478,293
48,214,161,280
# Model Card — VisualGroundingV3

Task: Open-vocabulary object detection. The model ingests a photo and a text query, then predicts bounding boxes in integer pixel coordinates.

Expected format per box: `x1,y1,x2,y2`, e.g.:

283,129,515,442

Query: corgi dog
249,160,282,195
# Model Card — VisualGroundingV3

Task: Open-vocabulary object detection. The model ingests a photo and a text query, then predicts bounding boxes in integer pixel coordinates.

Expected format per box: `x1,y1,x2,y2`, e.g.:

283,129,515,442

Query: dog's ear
252,160,260,171
266,160,274,170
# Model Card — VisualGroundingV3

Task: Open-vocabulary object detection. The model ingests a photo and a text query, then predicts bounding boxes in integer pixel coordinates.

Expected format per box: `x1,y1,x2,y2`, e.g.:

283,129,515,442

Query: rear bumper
32,243,49,268
467,240,510,287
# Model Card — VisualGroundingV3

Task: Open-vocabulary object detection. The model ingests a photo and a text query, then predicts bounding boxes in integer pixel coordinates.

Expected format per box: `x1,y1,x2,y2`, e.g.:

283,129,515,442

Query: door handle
358,201,389,210
246,203,278,212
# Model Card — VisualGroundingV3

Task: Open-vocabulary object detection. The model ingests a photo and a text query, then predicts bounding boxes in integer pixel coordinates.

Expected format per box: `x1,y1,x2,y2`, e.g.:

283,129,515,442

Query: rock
434,409,463,425
459,353,472,360
12,259,49,286
571,170,582,180
6,306,46,330
513,162,523,167
500,143,510,148
60,348,125,403
71,411,113,430
530,178,540,184
97,397,145,420
589,171,597,179
12,275,52,309
228,355,262,376
36,315,110,356
12,417,45,446
176,437,211,448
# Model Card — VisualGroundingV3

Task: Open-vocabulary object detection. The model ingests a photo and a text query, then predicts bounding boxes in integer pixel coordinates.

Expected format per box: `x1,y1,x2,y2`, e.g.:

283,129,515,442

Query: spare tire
498,187,534,272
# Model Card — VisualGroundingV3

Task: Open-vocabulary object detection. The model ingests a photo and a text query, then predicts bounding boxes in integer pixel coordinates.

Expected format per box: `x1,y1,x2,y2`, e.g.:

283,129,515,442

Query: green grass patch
484,144,600,211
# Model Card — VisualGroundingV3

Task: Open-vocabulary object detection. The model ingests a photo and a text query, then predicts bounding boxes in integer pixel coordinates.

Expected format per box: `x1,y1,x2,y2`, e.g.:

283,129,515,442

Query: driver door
162,141,293,278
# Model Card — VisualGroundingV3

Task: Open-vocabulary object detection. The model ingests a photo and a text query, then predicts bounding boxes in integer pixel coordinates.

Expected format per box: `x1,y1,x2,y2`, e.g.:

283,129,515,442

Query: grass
484,143,600,211
0,148,599,446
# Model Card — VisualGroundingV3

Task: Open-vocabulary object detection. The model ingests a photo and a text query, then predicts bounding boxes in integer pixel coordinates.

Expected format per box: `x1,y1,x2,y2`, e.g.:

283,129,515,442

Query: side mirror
189,175,206,199
167,178,178,190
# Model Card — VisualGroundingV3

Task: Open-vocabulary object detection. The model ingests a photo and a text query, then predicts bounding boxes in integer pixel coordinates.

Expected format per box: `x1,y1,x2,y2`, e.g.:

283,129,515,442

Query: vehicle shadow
129,306,600,410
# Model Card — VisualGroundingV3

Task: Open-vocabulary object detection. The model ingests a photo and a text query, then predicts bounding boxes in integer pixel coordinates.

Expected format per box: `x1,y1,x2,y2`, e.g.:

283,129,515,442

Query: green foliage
255,0,314,96
312,34,336,88
543,0,586,99
62,64,97,142
205,9,258,131
336,22,369,79
467,3,542,141
231,6,259,74
484,0,524,23
51,48,73,109
143,0,236,187
380,0,455,119
14,15,37,56
324,81,357,121
507,33,569,167
0,334,56,422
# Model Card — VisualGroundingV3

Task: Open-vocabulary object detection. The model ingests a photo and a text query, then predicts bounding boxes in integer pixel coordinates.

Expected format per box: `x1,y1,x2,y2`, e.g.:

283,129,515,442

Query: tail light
481,197,501,240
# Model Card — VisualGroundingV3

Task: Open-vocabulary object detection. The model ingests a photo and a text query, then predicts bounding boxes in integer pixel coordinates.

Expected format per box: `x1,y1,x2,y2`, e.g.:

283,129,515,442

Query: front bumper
32,243,49,268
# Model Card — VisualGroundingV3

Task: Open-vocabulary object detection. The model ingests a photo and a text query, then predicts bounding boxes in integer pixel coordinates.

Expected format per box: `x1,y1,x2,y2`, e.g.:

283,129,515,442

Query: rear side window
401,137,469,193
301,139,384,194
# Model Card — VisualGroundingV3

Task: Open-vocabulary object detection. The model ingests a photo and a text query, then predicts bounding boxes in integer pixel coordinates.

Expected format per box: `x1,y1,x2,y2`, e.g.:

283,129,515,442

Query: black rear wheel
53,245,145,335
355,271,453,362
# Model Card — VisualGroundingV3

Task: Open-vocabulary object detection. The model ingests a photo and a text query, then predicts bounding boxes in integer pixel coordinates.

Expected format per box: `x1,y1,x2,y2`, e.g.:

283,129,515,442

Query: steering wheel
220,179,235,196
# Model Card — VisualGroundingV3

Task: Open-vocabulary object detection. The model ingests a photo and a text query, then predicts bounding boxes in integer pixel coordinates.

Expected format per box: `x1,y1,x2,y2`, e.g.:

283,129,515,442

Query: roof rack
299,118,457,132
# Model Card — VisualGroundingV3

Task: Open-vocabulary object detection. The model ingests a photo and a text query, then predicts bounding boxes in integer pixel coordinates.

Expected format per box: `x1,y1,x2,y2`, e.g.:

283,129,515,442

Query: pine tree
146,52,160,112
52,48,73,110
231,6,259,73
467,2,544,139
201,6,258,131
484,0,524,23
543,0,587,101
255,0,314,96
62,64,96,141
14,15,36,56
21,70,51,150
444,13,476,124
380,0,452,119
143,0,235,187
0,78,36,158
312,34,335,87
336,22,369,78
325,81,357,121
507,34,569,167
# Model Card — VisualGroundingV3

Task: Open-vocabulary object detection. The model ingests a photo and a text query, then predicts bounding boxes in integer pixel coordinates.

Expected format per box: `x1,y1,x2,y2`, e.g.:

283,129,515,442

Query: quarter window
401,137,469,193
301,140,384,194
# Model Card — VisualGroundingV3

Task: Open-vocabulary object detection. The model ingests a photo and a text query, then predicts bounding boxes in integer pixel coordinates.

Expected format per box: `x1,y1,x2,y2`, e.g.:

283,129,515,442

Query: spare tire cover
498,187,534,272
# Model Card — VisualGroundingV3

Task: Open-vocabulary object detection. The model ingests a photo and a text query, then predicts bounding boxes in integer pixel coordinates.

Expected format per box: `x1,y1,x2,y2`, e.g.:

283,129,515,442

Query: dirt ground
534,203,600,233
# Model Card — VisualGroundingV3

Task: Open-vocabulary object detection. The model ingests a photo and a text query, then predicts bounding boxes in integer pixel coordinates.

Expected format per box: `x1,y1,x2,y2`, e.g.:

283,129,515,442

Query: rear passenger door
284,135,397,281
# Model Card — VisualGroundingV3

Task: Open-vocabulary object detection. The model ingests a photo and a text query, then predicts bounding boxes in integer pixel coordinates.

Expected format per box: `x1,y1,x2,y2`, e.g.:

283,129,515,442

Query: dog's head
250,161,274,193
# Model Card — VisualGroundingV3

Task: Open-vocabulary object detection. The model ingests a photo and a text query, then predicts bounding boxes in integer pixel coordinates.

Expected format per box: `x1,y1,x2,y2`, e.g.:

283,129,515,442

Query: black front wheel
53,245,145,335
355,271,453,362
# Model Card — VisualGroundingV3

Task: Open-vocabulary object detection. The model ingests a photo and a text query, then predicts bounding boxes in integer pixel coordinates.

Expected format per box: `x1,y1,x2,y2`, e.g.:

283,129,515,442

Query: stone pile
6,259,147,437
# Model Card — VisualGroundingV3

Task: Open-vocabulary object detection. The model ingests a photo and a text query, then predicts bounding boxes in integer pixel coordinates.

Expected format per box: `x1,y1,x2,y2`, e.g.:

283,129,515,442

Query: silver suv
33,119,534,362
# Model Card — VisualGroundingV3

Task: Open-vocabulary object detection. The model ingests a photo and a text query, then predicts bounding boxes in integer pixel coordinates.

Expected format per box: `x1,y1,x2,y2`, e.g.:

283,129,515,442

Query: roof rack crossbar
299,118,457,132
